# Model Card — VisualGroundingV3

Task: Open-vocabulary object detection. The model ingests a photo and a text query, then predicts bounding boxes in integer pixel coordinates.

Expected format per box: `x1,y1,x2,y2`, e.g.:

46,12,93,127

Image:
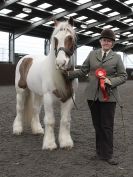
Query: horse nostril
56,64,60,69
62,60,66,67
56,60,66,69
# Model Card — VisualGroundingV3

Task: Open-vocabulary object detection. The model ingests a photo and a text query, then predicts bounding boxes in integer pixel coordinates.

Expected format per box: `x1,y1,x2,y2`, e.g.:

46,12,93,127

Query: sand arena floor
0,81,133,177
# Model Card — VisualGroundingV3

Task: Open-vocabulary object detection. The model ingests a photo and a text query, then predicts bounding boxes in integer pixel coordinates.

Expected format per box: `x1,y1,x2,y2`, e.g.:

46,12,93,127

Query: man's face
100,38,114,51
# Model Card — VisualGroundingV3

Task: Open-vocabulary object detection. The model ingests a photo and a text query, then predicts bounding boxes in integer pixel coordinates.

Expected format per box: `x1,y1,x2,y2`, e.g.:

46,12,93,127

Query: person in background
64,28,127,165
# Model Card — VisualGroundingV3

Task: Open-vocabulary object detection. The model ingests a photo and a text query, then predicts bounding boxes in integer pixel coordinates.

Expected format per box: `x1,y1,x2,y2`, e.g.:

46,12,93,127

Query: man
64,29,127,165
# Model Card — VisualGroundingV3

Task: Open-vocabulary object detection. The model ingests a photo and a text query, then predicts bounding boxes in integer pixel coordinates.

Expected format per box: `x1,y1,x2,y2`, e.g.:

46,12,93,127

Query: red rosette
95,68,106,77
95,68,109,101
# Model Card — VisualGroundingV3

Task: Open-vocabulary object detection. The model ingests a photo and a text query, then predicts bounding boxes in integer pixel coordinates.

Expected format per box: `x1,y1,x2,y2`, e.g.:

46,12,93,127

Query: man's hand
104,77,112,86
60,70,74,80
60,70,71,80
60,70,69,76
99,76,112,85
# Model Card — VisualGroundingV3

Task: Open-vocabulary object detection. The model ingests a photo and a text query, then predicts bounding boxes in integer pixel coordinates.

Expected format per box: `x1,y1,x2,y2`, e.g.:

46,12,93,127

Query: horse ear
68,17,74,26
53,19,59,26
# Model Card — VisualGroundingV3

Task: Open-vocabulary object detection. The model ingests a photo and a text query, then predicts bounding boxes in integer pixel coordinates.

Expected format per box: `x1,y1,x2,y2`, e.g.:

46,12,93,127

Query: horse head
52,17,76,71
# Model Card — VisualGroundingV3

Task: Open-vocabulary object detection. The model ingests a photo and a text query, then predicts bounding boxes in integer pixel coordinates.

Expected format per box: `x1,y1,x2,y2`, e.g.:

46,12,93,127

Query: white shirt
101,49,111,57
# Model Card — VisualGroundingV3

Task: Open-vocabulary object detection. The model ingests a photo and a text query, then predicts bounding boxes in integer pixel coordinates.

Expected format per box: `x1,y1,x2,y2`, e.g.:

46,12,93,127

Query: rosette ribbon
95,68,109,101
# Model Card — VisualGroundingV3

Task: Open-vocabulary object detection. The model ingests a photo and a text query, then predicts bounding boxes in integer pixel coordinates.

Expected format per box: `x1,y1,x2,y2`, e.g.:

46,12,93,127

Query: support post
9,33,15,64
44,39,50,55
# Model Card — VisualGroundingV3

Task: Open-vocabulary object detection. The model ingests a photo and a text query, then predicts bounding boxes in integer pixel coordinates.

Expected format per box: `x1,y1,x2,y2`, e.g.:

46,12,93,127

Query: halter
54,46,75,58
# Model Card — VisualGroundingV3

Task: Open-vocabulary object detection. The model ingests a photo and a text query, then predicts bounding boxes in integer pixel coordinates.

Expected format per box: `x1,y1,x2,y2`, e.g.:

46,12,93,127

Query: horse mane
51,20,76,44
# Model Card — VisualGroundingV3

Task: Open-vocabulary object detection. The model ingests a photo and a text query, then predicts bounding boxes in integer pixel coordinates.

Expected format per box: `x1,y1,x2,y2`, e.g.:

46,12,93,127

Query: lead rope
70,53,78,110
108,88,127,151
71,94,78,110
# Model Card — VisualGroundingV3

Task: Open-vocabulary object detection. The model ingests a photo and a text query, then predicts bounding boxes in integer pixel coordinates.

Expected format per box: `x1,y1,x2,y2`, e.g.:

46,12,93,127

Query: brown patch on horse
18,57,33,89
53,81,73,102
53,70,73,102
65,35,74,50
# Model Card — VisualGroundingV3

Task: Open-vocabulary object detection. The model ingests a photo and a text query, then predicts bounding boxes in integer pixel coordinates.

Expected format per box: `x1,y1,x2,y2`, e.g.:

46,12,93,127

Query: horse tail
23,89,34,129
15,56,34,129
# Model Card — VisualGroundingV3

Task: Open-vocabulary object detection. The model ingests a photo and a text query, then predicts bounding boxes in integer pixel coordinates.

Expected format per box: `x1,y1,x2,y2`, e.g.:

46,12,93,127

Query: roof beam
102,0,131,13
78,19,133,46
122,44,133,51
116,36,133,44
76,10,133,33
78,29,133,50
17,1,52,17
0,0,19,10
14,0,108,38
76,0,132,32
116,25,133,34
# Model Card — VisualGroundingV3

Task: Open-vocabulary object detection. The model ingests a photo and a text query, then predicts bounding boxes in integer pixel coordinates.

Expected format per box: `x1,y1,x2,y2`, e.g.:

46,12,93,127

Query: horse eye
54,37,58,47
67,35,73,41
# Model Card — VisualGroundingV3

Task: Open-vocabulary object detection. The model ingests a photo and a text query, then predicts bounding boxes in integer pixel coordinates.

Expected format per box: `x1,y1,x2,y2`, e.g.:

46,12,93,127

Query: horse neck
47,42,67,92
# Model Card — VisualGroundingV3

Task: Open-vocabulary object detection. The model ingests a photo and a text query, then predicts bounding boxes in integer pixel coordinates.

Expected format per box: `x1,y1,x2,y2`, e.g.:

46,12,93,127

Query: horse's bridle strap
55,47,74,57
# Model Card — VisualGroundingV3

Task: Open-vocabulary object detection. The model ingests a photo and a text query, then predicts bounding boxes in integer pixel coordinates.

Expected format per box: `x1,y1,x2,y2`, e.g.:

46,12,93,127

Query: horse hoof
13,120,23,135
32,128,44,135
61,146,73,150
59,140,74,149
59,136,74,149
13,128,23,135
42,142,57,150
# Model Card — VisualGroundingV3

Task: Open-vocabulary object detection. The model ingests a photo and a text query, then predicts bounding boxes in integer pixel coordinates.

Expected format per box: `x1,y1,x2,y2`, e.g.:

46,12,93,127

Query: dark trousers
87,100,116,159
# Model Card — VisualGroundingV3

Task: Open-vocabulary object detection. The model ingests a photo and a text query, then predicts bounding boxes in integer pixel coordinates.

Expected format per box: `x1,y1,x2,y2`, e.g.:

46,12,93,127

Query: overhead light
67,13,77,17
52,8,65,14
108,11,120,17
84,31,93,35
125,0,133,5
92,33,100,37
76,16,88,20
77,0,91,4
128,34,133,37
0,9,12,14
91,4,102,9
123,18,133,23
86,19,97,24
21,0,37,4
103,25,113,29
15,13,28,18
38,3,52,9
44,21,54,25
122,41,128,44
23,7,32,13
116,35,120,38
30,17,42,22
122,32,131,36
99,8,111,13
80,24,87,28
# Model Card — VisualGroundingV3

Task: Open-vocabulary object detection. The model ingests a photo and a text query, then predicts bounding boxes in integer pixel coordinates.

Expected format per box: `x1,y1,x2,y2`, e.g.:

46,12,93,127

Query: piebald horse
13,17,78,150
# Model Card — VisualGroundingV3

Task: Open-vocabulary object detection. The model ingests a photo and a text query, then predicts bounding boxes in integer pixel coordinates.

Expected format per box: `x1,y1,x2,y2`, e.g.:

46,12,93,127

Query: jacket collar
96,49,114,62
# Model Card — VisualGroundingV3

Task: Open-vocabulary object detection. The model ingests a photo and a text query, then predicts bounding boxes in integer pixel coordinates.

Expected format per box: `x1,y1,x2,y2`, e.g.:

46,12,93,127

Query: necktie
102,52,106,61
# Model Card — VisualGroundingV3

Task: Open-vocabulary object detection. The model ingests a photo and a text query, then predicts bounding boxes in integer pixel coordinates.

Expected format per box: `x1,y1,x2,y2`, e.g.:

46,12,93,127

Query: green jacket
69,49,127,102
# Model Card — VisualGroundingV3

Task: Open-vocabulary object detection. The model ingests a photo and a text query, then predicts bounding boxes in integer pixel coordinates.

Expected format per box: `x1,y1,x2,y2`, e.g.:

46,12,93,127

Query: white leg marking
59,96,74,149
31,94,44,134
13,89,26,135
42,93,57,150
